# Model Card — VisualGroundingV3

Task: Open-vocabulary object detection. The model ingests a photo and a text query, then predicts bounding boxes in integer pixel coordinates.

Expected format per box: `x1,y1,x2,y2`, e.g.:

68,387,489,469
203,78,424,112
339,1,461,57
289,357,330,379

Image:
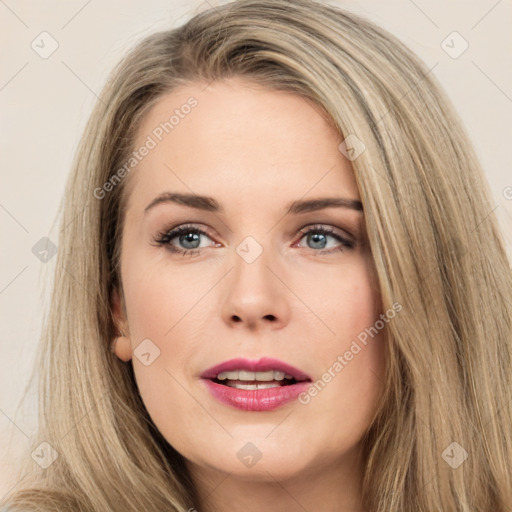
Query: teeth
217,371,239,380
239,370,256,380
216,370,295,382
225,382,281,390
253,370,274,381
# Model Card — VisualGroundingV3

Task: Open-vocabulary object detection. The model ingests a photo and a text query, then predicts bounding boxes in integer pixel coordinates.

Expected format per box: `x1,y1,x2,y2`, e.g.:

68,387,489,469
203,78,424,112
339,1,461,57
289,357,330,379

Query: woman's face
113,77,386,484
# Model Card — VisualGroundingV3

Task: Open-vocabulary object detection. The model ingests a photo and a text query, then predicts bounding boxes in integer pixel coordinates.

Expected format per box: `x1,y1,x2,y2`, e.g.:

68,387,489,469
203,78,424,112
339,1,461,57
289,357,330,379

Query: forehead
123,77,359,215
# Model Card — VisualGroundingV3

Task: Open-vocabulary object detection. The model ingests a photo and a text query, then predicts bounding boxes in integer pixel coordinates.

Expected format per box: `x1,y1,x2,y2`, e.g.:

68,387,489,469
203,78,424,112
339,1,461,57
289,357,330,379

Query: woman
2,0,511,510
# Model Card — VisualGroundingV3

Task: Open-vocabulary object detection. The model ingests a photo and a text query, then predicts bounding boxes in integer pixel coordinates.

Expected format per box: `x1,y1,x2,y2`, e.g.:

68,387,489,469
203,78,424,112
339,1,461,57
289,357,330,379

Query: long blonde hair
3,0,511,510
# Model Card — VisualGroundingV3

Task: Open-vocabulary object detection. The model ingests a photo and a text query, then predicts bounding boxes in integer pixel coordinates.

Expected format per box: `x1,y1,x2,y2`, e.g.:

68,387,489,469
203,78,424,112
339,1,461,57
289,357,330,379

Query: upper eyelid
299,224,353,238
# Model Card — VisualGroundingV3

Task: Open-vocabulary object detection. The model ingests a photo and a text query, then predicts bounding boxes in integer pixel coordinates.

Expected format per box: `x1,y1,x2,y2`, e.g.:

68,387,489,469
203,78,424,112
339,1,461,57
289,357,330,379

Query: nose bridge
230,234,274,302
220,234,290,329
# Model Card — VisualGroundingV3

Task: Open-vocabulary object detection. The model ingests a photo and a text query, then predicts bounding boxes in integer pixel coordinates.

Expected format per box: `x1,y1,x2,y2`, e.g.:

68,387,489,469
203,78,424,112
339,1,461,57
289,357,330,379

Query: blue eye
154,223,355,257
154,224,214,256
297,225,355,253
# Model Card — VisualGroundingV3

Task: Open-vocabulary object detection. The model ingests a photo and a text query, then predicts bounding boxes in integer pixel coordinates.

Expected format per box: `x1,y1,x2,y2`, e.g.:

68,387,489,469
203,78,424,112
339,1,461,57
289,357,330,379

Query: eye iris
308,232,327,249
180,232,200,249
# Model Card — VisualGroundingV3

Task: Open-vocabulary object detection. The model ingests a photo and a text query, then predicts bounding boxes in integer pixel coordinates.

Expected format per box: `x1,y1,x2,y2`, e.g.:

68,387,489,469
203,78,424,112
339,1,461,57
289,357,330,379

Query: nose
220,242,291,331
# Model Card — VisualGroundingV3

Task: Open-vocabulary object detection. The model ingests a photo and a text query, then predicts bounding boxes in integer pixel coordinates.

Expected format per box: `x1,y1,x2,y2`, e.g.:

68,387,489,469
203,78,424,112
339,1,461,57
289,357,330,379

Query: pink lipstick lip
200,357,312,381
202,379,311,412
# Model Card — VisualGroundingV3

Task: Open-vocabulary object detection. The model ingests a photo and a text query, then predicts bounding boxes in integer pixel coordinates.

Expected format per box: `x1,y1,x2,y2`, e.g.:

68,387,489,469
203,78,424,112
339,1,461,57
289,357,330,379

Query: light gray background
1,0,511,496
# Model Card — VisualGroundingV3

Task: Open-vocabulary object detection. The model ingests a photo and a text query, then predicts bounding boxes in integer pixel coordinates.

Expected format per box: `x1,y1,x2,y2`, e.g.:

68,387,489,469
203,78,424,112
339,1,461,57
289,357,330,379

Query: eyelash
153,223,355,257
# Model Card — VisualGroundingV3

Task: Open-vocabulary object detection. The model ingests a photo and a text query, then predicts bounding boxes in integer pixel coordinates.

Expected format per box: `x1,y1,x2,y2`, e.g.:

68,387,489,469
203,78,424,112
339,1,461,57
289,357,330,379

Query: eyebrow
144,192,363,215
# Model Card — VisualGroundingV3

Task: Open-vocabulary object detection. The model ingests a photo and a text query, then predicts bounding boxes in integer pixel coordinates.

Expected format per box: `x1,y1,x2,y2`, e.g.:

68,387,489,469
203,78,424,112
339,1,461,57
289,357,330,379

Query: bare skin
112,77,386,512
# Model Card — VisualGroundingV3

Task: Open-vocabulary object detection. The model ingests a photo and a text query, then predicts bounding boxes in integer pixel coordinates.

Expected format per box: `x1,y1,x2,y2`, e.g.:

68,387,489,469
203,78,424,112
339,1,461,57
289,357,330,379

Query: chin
188,437,316,482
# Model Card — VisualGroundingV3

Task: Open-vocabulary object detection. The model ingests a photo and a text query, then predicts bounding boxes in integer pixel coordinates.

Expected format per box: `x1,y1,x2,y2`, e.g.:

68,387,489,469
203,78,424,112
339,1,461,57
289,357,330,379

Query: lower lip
202,379,312,411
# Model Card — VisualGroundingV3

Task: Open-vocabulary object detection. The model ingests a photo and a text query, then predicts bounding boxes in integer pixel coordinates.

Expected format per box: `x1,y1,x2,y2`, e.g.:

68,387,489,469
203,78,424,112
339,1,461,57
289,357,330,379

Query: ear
111,287,132,362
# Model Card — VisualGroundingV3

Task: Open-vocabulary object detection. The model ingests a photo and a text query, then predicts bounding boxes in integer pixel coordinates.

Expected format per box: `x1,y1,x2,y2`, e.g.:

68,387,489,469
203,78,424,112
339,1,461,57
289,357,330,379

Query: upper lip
201,357,312,381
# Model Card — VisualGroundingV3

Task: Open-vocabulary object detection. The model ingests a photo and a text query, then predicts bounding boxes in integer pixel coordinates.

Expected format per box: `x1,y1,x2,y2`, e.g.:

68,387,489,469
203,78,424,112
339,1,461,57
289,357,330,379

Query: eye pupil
180,232,200,248
308,233,327,249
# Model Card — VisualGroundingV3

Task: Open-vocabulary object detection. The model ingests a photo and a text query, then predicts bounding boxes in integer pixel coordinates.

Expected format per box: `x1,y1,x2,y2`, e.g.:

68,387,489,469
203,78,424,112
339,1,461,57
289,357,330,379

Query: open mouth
212,370,306,390
201,359,312,411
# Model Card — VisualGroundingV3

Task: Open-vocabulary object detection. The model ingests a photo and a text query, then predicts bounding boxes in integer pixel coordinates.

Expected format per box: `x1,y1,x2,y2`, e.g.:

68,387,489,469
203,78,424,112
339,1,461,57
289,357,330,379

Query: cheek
122,269,195,438
344,259,380,335
121,257,199,341
297,257,381,345
335,263,385,381
120,255,207,406
306,260,386,418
